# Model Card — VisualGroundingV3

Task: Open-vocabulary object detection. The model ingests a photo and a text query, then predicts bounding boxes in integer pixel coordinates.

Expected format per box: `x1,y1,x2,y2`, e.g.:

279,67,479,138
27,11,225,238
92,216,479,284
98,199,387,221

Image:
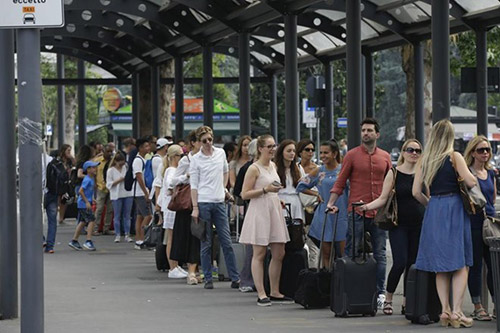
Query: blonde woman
464,136,495,321
360,139,424,315
229,135,252,188
412,119,476,328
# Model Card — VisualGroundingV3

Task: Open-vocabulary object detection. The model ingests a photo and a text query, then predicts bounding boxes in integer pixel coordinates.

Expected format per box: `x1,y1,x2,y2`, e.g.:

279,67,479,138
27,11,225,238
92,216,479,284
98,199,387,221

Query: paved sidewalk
0,221,497,333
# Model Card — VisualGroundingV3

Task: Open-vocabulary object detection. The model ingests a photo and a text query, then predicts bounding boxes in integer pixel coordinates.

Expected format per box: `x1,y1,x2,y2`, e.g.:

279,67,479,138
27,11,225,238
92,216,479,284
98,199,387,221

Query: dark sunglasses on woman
405,147,422,154
202,137,213,144
476,147,491,154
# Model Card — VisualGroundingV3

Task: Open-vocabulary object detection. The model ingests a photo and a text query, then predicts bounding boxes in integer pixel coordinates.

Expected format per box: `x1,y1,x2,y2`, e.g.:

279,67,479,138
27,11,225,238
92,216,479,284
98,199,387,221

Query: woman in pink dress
240,135,291,307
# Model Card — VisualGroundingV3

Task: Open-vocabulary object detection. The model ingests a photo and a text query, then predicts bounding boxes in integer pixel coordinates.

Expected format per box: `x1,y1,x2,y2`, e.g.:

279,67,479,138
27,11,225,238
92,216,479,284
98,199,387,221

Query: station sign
302,98,317,128
0,0,64,29
337,117,347,128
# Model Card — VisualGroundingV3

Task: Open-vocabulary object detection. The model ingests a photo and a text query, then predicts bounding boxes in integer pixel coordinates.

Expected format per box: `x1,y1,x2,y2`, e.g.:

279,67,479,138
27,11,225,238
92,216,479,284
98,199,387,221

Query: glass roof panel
315,9,345,22
388,3,430,23
415,2,432,16
363,19,388,34
277,23,309,33
302,31,343,51
270,42,305,57
250,51,272,65
340,20,381,40
253,36,274,43
455,0,499,13
368,0,403,6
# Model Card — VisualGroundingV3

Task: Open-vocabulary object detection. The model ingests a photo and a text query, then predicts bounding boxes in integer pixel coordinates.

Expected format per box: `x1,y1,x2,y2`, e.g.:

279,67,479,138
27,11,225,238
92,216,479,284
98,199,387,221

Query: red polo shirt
331,145,392,218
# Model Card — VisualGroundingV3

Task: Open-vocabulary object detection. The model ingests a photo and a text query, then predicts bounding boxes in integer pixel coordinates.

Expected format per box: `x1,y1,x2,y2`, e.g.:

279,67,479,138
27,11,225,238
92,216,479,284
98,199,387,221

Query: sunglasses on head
476,147,491,154
303,148,315,153
405,147,422,154
202,137,213,144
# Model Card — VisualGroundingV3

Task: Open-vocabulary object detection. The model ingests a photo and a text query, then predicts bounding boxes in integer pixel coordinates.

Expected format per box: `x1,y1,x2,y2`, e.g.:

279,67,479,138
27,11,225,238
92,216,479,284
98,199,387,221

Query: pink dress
239,162,290,246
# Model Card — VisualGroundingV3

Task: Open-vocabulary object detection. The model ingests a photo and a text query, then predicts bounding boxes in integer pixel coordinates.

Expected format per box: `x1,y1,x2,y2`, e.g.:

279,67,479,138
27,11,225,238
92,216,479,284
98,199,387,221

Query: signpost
337,117,348,128
0,0,64,29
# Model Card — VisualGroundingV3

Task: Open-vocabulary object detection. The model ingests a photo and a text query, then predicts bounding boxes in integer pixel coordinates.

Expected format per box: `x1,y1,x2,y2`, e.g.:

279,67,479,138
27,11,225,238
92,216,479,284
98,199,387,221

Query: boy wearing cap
69,160,99,251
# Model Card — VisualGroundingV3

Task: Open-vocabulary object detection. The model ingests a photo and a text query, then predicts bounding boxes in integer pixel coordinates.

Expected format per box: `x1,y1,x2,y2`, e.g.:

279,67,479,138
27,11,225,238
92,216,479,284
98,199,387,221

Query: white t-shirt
161,167,176,211
151,154,163,179
132,155,147,197
106,166,133,200
190,147,228,203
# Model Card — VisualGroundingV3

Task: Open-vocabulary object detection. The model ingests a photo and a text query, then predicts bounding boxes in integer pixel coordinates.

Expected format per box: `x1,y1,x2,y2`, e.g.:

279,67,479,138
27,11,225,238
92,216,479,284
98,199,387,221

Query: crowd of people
42,118,496,326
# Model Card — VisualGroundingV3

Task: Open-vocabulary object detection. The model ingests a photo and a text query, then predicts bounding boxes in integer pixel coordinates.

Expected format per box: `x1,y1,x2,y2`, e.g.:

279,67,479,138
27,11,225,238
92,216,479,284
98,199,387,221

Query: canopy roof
43,0,500,78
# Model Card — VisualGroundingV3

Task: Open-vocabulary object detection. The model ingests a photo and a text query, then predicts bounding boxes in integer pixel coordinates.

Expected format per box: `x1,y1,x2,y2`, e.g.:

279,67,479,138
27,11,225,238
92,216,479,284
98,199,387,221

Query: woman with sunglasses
359,139,425,316
240,135,292,306
463,135,495,321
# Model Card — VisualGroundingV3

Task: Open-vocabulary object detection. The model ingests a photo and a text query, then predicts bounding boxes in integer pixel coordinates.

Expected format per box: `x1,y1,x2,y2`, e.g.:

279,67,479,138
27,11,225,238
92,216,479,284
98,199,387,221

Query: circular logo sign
102,88,122,112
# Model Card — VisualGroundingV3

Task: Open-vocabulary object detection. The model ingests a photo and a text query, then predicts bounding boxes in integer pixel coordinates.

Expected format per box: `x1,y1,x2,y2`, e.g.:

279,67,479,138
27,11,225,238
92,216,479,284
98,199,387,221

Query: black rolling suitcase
405,264,441,325
331,203,378,317
155,229,169,271
295,210,338,309
263,248,308,298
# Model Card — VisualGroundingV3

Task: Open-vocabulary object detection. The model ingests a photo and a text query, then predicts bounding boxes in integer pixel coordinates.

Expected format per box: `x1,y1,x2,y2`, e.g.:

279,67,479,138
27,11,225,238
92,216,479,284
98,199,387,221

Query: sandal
440,311,451,327
383,301,393,315
471,308,492,321
450,312,473,328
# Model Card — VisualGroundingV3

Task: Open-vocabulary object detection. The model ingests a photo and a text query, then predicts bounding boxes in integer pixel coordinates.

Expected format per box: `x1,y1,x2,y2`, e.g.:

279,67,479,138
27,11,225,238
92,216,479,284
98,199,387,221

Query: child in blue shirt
69,160,99,251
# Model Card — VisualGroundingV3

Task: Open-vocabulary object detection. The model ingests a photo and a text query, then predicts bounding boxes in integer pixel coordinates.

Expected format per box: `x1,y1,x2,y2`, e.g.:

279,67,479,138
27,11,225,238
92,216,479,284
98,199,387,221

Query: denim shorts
135,196,152,217
78,209,96,225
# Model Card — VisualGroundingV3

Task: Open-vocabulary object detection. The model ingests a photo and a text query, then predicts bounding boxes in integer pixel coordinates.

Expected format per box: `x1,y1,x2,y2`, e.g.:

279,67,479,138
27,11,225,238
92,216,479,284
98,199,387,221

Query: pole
325,61,334,140
239,32,251,136
431,0,450,122
203,45,214,128
151,65,160,137
270,74,278,140
284,14,300,141
17,28,44,333
316,115,321,162
476,28,488,136
56,54,65,148
365,52,374,118
414,42,425,145
0,29,18,320
132,72,140,138
175,57,184,140
77,59,86,147
346,0,362,148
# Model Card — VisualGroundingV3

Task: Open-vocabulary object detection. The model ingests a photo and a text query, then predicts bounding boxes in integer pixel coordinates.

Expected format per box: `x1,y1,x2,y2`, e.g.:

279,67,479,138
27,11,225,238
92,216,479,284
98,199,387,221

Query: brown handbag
450,154,486,215
167,183,192,211
374,167,398,230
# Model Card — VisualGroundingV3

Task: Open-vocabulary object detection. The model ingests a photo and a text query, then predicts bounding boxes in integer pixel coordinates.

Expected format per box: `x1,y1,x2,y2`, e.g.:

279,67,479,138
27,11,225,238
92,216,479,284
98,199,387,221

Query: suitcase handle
318,209,338,271
351,202,366,261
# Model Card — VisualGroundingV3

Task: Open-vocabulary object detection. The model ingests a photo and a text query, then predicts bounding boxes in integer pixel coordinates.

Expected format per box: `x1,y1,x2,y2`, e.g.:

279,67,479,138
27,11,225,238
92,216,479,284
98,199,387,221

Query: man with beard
326,118,392,309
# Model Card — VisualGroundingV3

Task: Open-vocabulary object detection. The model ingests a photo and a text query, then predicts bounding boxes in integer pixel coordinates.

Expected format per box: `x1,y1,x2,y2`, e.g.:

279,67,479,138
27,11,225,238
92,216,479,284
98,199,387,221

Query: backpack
47,158,76,203
124,148,138,191
143,157,154,190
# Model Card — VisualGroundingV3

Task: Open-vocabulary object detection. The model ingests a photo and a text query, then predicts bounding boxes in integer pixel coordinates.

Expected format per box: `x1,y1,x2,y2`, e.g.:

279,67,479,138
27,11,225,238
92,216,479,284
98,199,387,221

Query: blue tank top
429,157,459,195
470,169,496,228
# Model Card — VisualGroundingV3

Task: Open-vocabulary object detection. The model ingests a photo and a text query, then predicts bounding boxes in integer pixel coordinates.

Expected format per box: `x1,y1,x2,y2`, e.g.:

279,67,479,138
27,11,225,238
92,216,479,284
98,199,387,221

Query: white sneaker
114,236,121,243
124,235,134,243
177,266,188,275
377,294,386,310
168,267,188,279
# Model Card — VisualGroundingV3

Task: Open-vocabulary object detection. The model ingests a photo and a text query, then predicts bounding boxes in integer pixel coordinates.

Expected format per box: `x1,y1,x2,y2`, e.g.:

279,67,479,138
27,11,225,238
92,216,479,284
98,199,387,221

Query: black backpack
47,158,74,199
124,148,138,191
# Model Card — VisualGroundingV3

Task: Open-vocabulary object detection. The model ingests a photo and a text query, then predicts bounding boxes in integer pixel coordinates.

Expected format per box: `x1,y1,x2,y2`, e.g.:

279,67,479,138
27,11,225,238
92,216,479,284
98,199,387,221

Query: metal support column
203,45,214,128
431,0,450,122
284,13,300,141
17,28,44,333
414,42,425,145
56,54,65,147
0,29,18,321
239,31,251,136
77,59,86,147
325,62,334,140
132,72,140,138
151,65,160,137
365,52,374,118
270,74,278,140
175,57,184,140
476,28,488,136
346,0,362,148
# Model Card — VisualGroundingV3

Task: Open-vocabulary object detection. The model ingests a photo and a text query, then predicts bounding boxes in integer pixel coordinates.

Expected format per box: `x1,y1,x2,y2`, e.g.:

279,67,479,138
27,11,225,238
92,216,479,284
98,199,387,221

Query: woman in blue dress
412,119,476,328
297,140,348,268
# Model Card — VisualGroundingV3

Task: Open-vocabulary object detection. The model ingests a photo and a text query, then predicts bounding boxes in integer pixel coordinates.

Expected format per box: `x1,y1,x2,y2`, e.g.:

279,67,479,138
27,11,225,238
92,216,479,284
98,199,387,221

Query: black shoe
231,280,240,289
257,297,271,307
269,296,294,304
204,281,214,289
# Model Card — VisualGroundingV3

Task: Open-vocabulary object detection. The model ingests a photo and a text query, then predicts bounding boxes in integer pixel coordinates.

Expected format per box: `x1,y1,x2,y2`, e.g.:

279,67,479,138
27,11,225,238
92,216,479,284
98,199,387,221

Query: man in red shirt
327,118,392,307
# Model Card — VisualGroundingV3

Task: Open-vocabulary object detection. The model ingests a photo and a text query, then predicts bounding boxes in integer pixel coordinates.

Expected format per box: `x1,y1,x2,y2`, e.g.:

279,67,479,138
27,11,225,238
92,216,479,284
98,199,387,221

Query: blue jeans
44,192,58,250
111,197,134,235
199,202,239,283
468,228,494,304
346,212,387,295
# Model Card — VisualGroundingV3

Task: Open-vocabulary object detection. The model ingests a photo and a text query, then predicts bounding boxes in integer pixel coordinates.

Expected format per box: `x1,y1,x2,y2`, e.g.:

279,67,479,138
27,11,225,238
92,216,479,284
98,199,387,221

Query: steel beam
364,52,374,118
203,45,214,128
77,59,87,147
284,14,300,141
270,74,278,140
17,28,44,333
325,61,334,140
0,29,18,321
431,0,450,122
346,0,362,148
151,65,160,137
239,32,251,136
57,54,65,148
414,42,425,146
132,72,140,138
476,28,488,136
175,57,184,140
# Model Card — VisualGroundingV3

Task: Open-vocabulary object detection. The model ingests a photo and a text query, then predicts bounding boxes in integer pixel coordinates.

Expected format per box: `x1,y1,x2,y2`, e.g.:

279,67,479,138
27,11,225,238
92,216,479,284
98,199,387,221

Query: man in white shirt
132,137,153,249
150,137,172,204
191,126,239,290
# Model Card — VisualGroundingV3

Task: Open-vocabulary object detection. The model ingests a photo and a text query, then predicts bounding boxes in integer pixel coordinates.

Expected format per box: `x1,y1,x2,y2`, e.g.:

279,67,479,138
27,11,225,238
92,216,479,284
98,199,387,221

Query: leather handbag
483,215,500,246
167,183,192,211
190,217,206,241
450,154,486,215
374,168,398,230
284,203,306,251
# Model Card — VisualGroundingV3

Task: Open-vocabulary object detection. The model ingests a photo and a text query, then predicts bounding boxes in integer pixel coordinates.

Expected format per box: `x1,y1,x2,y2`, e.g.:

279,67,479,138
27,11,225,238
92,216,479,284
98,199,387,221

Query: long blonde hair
161,144,182,177
419,119,455,188
464,135,492,169
397,139,422,166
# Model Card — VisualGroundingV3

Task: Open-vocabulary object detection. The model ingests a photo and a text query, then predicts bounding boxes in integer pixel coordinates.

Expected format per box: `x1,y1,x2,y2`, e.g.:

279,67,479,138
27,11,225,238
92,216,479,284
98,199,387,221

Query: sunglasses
405,147,422,154
202,137,213,144
303,148,315,153
265,144,277,149
476,147,491,154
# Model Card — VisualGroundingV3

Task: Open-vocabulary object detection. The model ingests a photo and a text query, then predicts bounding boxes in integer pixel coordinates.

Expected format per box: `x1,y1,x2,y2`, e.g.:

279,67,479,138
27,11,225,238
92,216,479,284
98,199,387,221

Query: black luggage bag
264,248,308,298
294,210,339,309
155,229,169,271
405,264,441,325
331,204,378,317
